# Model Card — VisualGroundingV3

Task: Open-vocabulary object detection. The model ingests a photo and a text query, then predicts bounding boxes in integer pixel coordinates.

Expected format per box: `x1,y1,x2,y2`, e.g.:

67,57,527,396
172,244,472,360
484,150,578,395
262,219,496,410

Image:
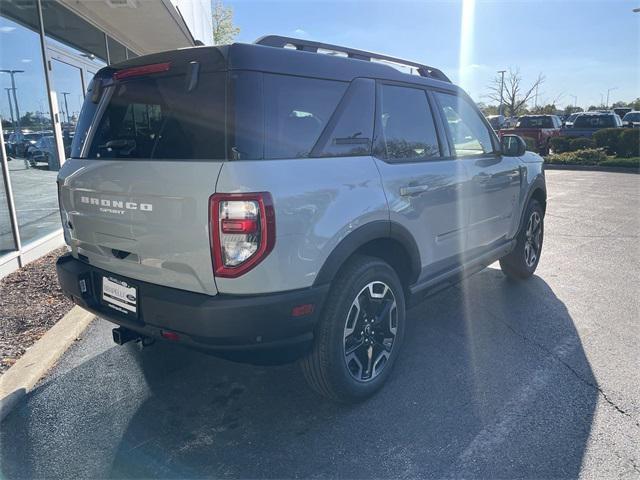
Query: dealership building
0,0,212,277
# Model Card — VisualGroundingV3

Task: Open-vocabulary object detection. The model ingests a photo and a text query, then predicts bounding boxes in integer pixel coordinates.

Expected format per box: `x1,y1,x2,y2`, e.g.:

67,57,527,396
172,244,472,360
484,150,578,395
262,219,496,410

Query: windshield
516,116,553,128
623,112,640,122
72,72,226,160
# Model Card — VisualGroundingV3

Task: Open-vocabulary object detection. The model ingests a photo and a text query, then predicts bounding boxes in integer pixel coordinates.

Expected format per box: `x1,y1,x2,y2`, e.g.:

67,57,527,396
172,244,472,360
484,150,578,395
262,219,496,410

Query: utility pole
570,94,578,110
61,92,71,124
4,87,15,125
534,83,539,109
606,87,618,109
497,70,506,116
0,70,24,138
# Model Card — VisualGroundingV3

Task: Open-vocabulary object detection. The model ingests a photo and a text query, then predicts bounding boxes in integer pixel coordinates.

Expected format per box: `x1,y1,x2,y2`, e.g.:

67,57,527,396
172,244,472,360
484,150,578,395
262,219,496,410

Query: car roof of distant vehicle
103,35,461,95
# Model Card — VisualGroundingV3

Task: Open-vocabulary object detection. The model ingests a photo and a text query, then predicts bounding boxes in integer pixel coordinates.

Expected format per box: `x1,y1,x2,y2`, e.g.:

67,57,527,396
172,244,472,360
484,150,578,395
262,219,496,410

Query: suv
56,36,546,402
499,114,562,155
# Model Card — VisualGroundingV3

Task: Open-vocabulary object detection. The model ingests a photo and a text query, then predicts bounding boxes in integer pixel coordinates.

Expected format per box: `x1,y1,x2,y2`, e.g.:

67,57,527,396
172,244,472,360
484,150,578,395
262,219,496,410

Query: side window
377,84,441,160
263,74,347,159
312,78,375,157
434,92,495,157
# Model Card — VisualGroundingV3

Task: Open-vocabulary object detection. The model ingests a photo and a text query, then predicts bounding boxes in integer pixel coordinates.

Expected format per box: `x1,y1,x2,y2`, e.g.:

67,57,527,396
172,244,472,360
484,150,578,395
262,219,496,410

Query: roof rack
254,35,451,83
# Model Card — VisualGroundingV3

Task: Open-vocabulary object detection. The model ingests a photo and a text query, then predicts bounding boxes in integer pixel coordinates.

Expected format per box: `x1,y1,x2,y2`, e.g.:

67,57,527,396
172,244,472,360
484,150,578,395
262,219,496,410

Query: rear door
373,82,471,281
432,91,521,252
57,50,227,295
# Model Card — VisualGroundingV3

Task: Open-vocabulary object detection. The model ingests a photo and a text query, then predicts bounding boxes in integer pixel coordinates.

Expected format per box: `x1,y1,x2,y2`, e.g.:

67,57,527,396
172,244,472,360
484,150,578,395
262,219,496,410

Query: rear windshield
623,112,640,122
516,116,553,128
72,72,226,160
573,115,616,128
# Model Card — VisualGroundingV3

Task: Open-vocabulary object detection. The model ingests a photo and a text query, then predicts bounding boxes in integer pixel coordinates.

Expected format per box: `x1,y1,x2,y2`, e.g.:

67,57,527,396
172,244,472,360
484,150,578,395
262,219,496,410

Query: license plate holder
102,276,138,318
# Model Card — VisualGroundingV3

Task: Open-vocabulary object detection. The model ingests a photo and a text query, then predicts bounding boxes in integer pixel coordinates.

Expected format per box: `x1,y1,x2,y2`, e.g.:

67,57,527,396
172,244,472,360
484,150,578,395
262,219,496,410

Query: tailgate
59,160,223,295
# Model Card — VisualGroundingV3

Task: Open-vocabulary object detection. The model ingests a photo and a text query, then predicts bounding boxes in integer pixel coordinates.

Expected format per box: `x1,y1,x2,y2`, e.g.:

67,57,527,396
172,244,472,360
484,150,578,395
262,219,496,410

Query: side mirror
501,134,527,157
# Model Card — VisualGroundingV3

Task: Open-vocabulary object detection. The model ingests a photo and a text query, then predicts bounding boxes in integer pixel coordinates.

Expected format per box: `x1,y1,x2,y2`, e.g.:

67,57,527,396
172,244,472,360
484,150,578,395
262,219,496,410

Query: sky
228,0,639,109
0,0,637,121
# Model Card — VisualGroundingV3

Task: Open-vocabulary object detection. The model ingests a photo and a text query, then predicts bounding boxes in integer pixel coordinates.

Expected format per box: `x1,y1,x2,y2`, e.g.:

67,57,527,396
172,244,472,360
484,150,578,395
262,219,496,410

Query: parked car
56,36,546,402
486,114,506,131
563,112,581,128
561,112,623,138
28,136,59,169
498,114,562,154
622,111,640,128
614,107,632,119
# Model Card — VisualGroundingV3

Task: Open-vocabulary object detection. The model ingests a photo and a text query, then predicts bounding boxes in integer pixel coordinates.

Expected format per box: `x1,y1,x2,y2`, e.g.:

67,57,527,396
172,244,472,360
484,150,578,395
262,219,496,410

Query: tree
529,103,560,115
486,68,545,117
564,105,583,115
212,0,240,45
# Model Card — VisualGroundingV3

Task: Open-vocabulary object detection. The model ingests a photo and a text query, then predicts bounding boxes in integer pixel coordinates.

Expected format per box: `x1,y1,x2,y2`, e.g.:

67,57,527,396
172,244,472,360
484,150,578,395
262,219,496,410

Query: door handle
473,172,491,183
400,184,431,196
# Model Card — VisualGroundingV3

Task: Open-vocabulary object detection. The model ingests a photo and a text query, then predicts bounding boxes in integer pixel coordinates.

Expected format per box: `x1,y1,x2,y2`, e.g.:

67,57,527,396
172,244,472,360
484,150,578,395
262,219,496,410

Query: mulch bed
0,247,74,374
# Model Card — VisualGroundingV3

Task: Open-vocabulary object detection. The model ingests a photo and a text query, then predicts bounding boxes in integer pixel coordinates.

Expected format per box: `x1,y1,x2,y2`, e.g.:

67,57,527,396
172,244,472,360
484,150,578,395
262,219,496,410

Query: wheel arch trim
313,220,421,287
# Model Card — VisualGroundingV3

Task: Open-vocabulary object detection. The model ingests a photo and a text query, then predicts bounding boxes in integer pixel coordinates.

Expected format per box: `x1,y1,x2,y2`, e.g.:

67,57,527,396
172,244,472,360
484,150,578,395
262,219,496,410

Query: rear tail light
209,193,275,278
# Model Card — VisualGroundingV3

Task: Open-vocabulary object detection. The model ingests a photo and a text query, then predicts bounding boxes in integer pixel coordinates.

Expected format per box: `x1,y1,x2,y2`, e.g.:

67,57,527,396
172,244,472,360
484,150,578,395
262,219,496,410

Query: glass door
49,58,84,167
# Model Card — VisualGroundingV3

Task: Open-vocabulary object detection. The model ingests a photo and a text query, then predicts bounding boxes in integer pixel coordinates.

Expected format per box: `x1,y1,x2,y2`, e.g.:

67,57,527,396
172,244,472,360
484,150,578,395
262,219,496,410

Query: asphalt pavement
1,169,639,479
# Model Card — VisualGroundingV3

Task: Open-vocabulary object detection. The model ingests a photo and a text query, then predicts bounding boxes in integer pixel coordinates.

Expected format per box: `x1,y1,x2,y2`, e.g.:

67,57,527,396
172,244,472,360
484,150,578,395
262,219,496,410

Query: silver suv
56,36,546,402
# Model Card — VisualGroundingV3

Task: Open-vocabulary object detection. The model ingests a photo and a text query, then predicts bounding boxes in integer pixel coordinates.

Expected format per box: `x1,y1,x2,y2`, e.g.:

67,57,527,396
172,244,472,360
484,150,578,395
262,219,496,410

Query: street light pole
4,87,15,125
570,95,578,110
0,70,24,138
606,87,618,109
497,69,506,116
61,92,71,124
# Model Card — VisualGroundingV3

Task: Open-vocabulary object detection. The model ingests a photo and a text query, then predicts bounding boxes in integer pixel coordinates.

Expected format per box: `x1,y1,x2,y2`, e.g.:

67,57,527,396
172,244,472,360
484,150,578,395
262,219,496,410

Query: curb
544,164,639,174
0,306,95,421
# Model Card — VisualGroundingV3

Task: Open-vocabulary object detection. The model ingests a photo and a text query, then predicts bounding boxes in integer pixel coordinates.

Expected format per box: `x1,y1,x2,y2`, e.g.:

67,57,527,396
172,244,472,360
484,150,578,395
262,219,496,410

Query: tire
500,199,544,280
300,255,406,402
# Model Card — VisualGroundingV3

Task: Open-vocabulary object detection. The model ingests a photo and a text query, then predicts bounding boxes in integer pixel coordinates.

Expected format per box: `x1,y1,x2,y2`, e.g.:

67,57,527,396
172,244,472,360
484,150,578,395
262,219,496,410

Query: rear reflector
292,304,315,317
114,62,171,80
160,330,180,341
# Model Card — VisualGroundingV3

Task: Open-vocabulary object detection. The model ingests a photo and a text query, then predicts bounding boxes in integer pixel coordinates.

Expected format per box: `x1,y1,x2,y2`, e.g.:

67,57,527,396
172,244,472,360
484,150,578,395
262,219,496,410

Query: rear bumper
56,254,328,358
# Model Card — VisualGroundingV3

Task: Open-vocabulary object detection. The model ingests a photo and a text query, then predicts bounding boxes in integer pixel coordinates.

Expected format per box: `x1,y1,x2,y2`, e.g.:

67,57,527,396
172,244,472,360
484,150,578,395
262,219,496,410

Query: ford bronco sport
56,36,546,402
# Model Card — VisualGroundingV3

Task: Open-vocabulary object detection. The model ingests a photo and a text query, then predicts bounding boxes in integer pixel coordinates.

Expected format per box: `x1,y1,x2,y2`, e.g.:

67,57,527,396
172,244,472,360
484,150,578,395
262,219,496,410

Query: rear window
72,72,226,160
516,116,553,128
573,115,616,128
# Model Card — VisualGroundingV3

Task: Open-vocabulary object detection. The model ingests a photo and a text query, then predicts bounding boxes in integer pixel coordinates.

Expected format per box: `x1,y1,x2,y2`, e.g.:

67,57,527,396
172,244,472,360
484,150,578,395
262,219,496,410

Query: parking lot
1,169,638,479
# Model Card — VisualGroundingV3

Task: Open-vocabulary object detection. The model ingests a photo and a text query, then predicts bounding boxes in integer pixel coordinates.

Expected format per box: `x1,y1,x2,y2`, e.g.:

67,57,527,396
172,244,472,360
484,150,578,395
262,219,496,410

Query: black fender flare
517,173,547,233
313,220,421,287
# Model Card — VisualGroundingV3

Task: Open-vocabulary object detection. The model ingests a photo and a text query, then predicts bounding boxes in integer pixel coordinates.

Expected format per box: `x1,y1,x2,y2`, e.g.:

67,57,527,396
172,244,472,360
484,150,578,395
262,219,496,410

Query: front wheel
300,255,406,402
500,199,544,279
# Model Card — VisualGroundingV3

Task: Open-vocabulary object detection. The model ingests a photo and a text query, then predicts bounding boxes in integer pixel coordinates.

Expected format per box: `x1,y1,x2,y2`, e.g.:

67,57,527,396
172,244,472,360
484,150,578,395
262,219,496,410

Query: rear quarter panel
214,156,389,294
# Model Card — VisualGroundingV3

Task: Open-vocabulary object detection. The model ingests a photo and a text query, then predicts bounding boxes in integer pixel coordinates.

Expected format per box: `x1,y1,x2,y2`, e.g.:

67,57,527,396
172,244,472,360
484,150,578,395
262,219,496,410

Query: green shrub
549,136,570,153
593,128,622,154
617,129,640,158
545,148,608,165
568,137,596,151
599,157,640,169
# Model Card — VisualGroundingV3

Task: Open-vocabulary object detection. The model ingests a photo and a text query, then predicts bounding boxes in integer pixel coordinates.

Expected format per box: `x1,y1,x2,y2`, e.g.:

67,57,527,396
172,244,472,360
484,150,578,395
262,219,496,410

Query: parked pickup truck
499,115,562,155
561,112,622,138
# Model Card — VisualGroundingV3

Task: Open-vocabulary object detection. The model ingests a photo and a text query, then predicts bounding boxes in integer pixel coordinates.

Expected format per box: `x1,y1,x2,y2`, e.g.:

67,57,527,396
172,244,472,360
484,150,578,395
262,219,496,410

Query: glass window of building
107,36,127,64
0,0,62,246
41,1,108,62
0,158,17,256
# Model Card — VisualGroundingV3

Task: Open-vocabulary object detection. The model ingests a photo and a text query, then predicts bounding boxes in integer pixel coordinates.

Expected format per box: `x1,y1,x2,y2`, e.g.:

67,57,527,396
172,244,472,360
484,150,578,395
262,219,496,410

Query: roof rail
254,35,451,83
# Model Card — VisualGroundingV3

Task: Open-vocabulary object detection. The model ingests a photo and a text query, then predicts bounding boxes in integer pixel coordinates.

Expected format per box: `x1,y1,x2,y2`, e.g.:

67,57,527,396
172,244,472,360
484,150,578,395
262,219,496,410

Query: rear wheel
300,255,405,402
500,199,544,279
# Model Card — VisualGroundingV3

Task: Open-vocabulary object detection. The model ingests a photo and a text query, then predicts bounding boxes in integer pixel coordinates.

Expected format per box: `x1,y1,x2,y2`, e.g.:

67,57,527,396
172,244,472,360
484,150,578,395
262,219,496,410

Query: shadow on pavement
1,268,597,478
